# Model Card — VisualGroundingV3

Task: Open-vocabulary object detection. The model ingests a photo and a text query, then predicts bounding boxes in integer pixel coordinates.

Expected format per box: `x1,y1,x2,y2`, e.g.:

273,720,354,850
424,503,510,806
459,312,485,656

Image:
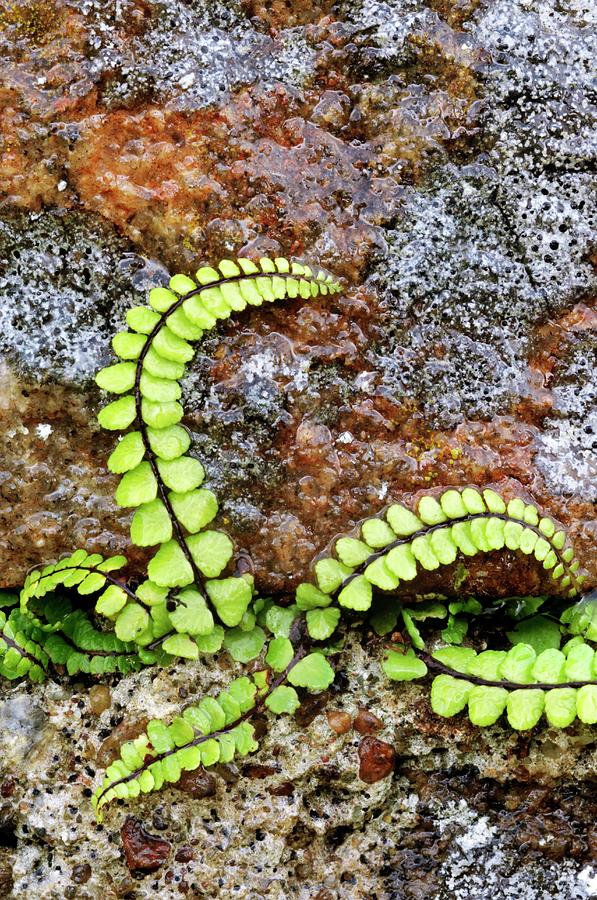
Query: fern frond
20,550,130,626
0,608,49,682
95,257,342,658
383,637,597,729
297,487,585,640
92,645,334,819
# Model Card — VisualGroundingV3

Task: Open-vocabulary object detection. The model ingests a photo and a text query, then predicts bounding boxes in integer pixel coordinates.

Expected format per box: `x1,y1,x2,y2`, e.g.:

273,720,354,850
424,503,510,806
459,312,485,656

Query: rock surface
0,0,596,897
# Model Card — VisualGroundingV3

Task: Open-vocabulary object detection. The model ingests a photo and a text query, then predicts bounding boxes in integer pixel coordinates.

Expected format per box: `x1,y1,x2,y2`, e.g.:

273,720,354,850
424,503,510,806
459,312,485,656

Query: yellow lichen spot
0,1,61,46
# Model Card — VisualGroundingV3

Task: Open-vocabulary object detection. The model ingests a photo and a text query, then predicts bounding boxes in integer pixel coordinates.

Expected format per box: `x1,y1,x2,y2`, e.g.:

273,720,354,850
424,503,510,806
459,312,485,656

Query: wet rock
121,816,171,872
358,736,396,783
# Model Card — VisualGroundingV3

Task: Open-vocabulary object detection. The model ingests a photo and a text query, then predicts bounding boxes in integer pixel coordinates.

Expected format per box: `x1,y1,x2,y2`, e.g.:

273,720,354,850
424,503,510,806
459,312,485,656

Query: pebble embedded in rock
71,863,92,884
95,719,148,768
174,767,217,798
88,685,112,716
326,710,352,734
357,737,396,784
353,707,383,735
121,817,171,872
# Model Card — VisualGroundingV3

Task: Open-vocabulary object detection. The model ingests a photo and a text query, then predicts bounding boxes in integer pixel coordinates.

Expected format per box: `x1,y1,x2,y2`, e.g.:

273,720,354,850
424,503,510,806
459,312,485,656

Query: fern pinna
1,256,595,821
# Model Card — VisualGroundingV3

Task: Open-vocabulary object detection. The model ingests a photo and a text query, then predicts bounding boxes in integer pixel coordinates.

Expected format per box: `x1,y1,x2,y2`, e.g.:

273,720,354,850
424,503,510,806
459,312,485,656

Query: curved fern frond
297,488,585,640
383,634,597,729
93,645,335,819
95,257,342,657
20,550,131,627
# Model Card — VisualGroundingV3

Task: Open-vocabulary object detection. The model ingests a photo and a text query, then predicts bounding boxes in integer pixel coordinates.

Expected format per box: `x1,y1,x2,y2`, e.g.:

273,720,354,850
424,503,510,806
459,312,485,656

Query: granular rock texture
0,0,596,896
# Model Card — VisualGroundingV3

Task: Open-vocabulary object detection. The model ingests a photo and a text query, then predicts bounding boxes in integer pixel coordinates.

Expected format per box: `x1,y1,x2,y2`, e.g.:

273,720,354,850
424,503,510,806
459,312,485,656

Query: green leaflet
335,537,372,567
576,685,597,724
564,643,594,681
146,425,191,460
315,558,352,594
386,504,423,535
265,637,294,672
112,331,146,359
418,496,447,526
127,305,161,334
108,432,145,474
139,371,181,403
506,615,561,654
141,399,184,429
115,462,157,508
162,633,199,659
295,583,332,610
385,544,418,581
467,686,508,726
506,689,545,730
95,362,136,394
544,688,577,728
361,518,396,548
431,675,472,717
287,653,335,691
500,644,536,684
115,604,149,642
148,539,194,587
170,589,214,636
130,499,173,547
306,607,341,640
205,577,252,626
432,646,476,673
157,456,205,492
265,685,300,715
186,531,233,578
382,649,427,681
169,489,218,533
97,396,136,430
223,626,266,663
338,576,372,611
263,604,298,638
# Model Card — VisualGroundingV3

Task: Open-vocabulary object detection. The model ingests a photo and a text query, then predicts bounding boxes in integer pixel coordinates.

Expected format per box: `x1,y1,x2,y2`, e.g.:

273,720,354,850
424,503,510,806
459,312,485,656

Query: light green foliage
265,685,300,714
12,255,594,825
223,626,266,663
291,489,582,616
382,649,428,681
306,607,341,641
425,624,597,730
287,653,335,691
